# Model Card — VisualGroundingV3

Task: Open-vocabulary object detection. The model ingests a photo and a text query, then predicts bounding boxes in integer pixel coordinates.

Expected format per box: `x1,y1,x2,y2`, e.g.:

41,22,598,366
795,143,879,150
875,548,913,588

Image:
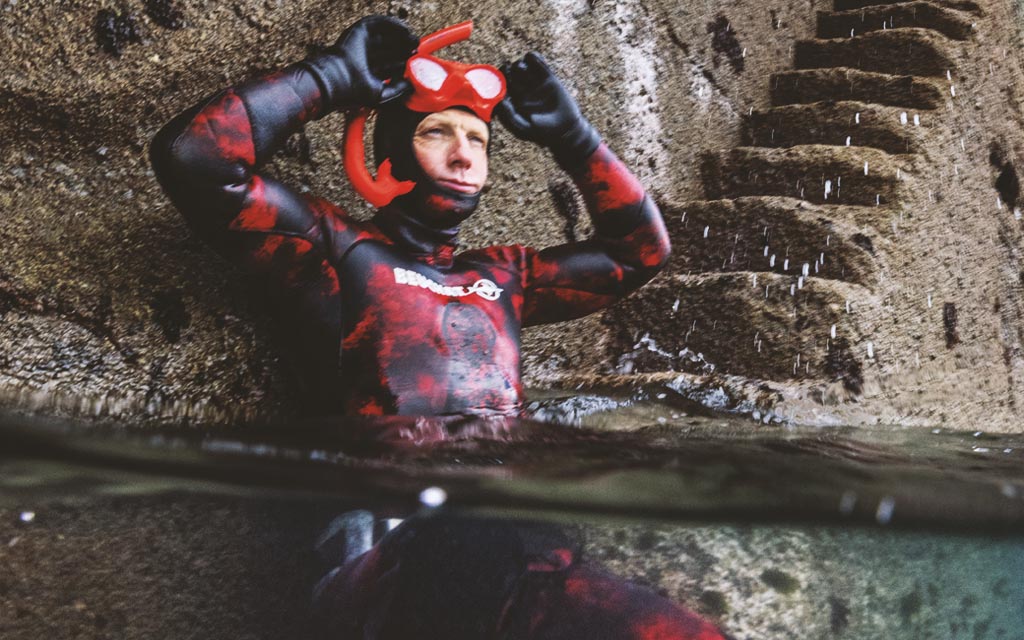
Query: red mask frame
343,21,507,208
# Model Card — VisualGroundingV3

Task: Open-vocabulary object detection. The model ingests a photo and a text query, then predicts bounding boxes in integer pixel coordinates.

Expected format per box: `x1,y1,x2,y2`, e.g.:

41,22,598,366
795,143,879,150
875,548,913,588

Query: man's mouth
436,179,480,194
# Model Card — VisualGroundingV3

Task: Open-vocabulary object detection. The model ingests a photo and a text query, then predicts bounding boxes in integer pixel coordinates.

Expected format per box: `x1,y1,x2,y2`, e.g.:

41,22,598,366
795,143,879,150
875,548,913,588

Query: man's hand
303,15,419,111
496,52,600,167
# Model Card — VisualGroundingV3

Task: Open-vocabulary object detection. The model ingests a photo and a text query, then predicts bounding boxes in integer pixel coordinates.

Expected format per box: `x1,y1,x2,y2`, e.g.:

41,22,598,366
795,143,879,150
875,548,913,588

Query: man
150,15,670,419
152,18,727,640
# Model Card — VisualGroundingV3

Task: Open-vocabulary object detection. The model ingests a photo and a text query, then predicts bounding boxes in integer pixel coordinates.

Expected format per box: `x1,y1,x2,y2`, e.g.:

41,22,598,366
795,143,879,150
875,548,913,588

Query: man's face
412,108,489,195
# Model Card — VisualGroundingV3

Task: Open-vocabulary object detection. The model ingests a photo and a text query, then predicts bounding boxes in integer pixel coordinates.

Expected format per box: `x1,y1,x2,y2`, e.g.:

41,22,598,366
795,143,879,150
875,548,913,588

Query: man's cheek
473,156,489,182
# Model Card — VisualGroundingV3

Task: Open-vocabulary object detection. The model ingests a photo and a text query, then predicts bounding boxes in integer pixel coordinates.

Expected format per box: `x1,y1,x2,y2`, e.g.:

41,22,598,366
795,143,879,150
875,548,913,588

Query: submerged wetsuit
312,515,727,640
150,29,669,418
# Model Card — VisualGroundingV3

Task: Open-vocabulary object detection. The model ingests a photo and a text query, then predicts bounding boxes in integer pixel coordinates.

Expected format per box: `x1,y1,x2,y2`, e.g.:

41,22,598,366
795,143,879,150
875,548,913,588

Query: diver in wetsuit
150,15,670,419
152,15,724,640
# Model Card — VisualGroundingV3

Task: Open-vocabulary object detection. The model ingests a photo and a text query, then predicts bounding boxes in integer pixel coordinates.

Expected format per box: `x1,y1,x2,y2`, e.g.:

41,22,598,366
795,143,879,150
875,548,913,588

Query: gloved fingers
339,16,417,78
495,98,534,139
501,57,540,99
524,53,574,98
505,56,565,109
499,60,517,81
379,78,413,104
363,16,419,58
365,19,418,78
367,57,409,87
349,15,416,44
363,14,415,36
334,17,414,105
522,51,556,82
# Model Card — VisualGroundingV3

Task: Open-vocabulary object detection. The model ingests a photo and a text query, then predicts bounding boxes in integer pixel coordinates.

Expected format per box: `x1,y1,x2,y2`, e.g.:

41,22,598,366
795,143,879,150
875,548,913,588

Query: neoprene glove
496,52,601,168
301,15,419,112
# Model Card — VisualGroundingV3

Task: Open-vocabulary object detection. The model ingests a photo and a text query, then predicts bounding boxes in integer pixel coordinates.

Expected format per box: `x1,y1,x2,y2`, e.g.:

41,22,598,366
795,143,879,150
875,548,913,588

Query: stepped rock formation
2,0,1024,429
598,0,1024,429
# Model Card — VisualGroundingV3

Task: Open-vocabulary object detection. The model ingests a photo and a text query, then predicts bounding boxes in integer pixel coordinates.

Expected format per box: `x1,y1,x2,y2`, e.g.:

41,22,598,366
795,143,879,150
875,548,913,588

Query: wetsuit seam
528,280,627,297
232,228,313,241
166,92,224,169
335,237,372,266
312,210,337,262
235,90,267,161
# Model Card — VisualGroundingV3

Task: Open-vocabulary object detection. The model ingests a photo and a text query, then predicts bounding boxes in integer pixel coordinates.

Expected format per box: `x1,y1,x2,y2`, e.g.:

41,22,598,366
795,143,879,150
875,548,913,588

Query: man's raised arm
150,16,417,261
496,53,671,326
148,16,417,408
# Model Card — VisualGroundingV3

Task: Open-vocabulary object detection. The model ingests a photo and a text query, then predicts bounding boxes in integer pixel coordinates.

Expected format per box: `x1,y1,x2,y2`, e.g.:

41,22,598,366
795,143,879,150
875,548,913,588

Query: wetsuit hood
372,103,484,229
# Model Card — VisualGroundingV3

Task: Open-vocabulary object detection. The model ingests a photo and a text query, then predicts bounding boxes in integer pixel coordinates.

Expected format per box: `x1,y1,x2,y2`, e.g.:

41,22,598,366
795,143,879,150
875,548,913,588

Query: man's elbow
635,197,672,280
149,107,250,215
150,121,181,190
650,215,672,273
149,107,205,199
620,242,670,296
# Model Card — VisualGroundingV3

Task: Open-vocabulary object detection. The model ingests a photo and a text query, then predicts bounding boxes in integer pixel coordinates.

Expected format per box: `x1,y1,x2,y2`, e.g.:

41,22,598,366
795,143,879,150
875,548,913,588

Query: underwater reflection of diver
311,514,729,640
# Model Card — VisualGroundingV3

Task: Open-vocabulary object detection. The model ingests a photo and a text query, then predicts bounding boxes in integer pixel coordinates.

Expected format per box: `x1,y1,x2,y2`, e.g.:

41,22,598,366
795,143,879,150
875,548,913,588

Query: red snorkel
416,19,474,55
343,21,506,208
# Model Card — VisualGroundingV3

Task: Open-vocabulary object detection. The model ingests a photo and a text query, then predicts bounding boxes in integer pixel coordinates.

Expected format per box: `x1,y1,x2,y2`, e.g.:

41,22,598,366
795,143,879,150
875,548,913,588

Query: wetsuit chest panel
337,241,524,416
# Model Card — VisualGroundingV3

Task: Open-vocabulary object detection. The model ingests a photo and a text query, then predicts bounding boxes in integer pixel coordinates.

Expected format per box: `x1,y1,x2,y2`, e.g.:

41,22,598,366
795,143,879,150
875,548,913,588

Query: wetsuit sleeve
149,66,344,409
149,65,337,266
522,143,671,327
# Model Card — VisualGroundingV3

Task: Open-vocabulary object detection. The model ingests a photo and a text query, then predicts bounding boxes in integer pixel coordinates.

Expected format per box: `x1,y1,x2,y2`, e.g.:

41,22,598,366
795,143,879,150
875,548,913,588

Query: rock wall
602,0,1024,429
2,0,1024,429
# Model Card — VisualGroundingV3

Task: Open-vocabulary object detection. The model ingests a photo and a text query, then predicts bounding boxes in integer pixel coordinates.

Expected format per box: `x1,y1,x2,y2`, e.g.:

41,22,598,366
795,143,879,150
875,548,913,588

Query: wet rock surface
744,101,934,154
794,28,960,77
583,523,1024,640
769,68,947,109
816,2,976,41
662,197,883,286
0,498,325,640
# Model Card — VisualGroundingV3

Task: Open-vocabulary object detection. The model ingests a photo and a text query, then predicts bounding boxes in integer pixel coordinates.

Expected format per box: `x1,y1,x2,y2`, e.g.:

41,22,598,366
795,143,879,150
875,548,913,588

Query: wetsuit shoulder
457,244,533,277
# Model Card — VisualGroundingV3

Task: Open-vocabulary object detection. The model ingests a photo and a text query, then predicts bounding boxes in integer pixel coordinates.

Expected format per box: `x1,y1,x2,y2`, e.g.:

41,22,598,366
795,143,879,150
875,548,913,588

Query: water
1,393,1023,639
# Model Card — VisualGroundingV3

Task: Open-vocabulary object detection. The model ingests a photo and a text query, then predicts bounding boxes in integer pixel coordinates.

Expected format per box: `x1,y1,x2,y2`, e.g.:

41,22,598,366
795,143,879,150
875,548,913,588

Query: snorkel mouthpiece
343,21,507,208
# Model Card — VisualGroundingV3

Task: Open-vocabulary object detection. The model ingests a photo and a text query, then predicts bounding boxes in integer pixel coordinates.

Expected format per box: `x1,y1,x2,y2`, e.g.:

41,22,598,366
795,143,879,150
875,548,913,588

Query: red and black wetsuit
312,515,728,640
151,64,670,417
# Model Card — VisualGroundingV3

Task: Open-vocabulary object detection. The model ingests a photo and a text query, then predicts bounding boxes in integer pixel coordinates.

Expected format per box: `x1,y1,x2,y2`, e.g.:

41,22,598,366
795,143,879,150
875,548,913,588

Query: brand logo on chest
393,267,503,301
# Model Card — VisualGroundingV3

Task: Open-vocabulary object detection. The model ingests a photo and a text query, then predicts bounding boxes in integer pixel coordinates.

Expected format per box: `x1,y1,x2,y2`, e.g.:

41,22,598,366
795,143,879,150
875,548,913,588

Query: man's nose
448,135,473,168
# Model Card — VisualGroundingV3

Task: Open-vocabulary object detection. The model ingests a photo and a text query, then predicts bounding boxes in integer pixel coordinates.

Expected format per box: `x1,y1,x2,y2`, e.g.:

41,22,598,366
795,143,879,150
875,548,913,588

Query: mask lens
465,68,502,100
409,57,448,91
